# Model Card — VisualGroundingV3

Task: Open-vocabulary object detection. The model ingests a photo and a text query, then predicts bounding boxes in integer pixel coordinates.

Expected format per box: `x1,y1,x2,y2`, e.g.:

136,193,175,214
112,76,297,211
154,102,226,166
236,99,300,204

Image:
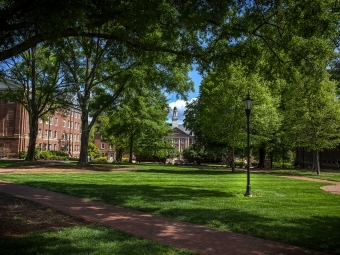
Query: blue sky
167,69,202,123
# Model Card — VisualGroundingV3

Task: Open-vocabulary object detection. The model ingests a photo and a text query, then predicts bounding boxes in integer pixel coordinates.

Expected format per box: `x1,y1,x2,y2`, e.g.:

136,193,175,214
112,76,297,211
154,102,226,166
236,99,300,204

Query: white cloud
167,98,197,124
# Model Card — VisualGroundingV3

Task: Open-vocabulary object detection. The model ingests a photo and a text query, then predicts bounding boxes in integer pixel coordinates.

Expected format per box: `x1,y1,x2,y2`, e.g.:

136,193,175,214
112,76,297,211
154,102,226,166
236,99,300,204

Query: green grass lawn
0,225,195,255
1,163,340,254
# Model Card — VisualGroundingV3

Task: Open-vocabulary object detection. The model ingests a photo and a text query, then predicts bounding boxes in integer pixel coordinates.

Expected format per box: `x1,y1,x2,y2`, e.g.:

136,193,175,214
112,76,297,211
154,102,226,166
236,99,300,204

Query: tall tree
0,46,71,160
101,87,172,163
185,63,281,171
284,70,340,175
0,1,338,73
55,36,193,165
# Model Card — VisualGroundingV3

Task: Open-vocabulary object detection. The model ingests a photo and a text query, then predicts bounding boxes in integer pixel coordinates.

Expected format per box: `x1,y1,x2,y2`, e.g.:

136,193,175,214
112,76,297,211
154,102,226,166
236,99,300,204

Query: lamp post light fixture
244,94,252,197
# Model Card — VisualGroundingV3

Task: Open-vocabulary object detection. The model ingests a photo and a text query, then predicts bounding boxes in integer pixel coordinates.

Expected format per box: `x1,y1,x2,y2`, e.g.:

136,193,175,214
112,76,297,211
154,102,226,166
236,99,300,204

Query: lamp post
244,94,252,197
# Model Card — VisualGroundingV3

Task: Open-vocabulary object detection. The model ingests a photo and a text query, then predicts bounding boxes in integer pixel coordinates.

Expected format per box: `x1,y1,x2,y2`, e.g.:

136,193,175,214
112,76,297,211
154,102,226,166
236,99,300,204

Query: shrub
18,151,27,159
39,150,68,160
0,147,11,158
122,158,129,163
234,160,244,168
93,157,108,163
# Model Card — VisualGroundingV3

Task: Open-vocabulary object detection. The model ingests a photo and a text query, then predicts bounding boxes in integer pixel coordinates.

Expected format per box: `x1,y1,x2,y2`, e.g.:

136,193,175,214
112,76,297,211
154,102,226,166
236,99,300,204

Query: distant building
296,147,340,170
0,99,82,158
165,107,195,160
0,81,82,158
93,132,115,162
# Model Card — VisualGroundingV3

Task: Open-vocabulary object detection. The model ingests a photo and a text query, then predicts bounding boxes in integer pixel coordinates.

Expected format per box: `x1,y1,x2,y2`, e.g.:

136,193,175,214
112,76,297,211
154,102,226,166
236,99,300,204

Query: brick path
0,180,329,255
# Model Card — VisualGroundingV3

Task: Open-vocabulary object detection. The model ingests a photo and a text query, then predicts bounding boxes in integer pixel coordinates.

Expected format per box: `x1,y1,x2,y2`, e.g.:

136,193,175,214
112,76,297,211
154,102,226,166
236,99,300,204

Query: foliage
87,142,101,159
0,46,72,161
184,63,281,171
100,87,177,163
39,151,69,160
93,157,108,163
0,147,11,157
122,158,129,163
283,69,340,174
18,151,27,159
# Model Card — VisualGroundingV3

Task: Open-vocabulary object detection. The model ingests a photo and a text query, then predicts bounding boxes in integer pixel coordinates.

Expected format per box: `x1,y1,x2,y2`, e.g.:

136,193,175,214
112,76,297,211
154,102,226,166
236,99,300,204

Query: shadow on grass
0,226,194,255
8,181,340,254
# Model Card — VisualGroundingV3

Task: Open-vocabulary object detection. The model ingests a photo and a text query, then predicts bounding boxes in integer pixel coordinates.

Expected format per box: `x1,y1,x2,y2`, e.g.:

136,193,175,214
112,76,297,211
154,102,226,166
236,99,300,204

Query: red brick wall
0,100,82,158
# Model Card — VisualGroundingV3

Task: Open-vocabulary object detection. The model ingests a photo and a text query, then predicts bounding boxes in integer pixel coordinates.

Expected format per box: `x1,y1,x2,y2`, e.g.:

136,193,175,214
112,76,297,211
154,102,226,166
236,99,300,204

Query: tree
284,70,340,175
0,1,338,73
0,46,72,161
185,63,281,171
54,34,193,165
101,87,172,163
87,142,101,159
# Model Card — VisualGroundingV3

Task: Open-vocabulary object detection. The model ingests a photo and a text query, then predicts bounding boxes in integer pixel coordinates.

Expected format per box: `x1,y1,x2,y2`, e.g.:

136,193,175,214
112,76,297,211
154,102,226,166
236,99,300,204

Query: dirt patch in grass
0,192,91,237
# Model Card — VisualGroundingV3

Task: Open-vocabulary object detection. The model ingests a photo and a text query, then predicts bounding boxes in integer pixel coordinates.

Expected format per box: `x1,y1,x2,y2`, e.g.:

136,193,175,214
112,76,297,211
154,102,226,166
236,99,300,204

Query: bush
122,158,129,163
234,160,244,168
93,157,108,163
39,150,68,160
18,151,27,159
272,162,294,169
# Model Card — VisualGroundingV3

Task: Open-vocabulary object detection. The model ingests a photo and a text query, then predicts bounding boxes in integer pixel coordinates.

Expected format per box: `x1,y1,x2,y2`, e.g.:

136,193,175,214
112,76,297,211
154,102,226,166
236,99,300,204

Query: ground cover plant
1,163,340,254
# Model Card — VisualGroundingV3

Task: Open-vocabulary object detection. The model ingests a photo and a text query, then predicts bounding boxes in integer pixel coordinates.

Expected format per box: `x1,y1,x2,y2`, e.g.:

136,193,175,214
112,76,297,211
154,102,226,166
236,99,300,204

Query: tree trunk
129,133,134,163
25,111,38,161
314,150,321,175
311,150,316,171
78,107,90,166
258,146,266,168
230,148,235,173
25,47,38,161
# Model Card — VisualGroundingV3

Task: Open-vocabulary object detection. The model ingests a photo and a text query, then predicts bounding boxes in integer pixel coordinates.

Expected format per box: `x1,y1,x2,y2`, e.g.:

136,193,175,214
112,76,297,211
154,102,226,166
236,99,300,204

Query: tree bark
78,106,90,166
25,112,38,161
129,133,134,163
314,150,321,175
230,148,235,173
258,146,266,168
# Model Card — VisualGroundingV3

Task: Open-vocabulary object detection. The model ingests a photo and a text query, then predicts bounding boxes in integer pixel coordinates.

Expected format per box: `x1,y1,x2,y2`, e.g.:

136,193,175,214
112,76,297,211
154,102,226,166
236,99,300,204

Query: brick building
93,132,115,161
0,99,82,158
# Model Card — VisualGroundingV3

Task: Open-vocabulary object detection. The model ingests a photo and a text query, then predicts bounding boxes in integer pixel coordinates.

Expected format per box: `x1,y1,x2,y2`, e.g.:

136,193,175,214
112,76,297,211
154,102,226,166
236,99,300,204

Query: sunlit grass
1,164,340,254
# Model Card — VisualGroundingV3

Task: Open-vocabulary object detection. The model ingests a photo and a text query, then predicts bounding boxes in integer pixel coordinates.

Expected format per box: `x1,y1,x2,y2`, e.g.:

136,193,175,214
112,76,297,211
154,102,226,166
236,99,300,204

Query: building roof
169,123,192,136
0,80,21,90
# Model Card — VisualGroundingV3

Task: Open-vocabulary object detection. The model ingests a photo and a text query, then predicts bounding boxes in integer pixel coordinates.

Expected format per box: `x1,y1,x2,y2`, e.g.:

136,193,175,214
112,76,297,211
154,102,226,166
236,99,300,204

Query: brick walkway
0,180,330,255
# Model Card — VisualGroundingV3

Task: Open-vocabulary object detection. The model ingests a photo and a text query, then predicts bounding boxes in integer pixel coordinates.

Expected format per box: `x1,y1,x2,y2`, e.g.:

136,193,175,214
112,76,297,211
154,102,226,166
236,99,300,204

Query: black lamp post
244,94,252,197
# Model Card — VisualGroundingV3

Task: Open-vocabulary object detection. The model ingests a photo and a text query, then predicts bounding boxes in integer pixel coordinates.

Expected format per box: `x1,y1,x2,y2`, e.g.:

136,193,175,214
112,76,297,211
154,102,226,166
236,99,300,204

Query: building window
49,116,53,125
54,144,57,151
174,138,178,143
55,118,58,126
74,134,76,141
101,143,105,149
181,138,185,144
45,130,48,138
71,111,74,117
39,118,42,123
38,129,42,138
54,131,57,139
49,130,52,138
